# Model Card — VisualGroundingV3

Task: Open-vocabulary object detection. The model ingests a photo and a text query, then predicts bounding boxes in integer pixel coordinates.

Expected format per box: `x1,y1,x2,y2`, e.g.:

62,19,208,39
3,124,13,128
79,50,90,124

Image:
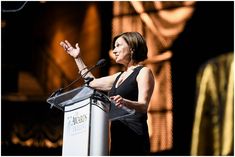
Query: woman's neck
126,63,140,71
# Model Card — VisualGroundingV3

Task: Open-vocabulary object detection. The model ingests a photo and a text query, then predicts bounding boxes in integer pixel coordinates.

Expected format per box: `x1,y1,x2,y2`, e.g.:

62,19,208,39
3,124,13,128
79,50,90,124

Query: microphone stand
48,68,92,99
84,77,94,86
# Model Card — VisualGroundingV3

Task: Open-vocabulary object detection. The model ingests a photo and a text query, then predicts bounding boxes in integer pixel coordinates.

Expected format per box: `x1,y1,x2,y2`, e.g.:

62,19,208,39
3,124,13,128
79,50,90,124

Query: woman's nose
113,50,117,55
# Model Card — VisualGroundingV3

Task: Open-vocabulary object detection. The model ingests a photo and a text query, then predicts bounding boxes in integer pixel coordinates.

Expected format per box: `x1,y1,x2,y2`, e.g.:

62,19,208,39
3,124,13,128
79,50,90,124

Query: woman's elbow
138,103,149,113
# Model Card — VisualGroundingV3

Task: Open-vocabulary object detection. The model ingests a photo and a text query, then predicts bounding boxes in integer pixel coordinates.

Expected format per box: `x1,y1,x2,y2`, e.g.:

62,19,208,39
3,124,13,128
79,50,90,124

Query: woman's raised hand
60,40,80,59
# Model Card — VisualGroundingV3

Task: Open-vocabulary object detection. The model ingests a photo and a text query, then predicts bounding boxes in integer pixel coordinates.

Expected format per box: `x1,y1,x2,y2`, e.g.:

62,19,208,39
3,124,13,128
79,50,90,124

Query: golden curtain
191,52,234,155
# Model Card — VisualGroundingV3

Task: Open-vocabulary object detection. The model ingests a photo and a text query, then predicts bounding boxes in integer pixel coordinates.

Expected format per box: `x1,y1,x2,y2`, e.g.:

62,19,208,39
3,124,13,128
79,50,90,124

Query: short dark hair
112,32,148,62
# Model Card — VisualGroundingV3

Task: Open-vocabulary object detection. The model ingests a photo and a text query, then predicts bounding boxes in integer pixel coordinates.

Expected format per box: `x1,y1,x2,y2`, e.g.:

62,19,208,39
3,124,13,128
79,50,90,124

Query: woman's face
113,37,132,65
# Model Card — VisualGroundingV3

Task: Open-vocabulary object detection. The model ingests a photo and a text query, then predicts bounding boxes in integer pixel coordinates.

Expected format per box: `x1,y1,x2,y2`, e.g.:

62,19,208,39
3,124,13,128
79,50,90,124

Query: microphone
48,59,106,98
95,58,106,67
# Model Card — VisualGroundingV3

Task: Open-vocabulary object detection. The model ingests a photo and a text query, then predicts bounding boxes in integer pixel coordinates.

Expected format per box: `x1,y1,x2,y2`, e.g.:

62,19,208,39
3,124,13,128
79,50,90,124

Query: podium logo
72,114,87,125
66,114,88,136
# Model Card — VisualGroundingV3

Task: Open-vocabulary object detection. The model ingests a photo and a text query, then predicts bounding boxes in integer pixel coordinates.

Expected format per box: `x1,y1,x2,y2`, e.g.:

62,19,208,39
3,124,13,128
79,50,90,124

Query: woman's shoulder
139,66,152,73
138,66,154,78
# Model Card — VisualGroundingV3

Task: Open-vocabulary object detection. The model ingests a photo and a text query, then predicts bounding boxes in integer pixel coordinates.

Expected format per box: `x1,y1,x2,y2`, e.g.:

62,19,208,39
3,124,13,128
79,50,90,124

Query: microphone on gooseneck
95,58,106,67
48,59,106,98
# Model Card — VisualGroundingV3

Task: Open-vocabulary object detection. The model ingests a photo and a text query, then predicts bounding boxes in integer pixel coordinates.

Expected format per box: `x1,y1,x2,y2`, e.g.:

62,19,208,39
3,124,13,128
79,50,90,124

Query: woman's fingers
60,40,72,51
60,41,70,51
110,95,124,108
75,43,79,49
60,41,67,49
65,40,72,48
60,40,80,58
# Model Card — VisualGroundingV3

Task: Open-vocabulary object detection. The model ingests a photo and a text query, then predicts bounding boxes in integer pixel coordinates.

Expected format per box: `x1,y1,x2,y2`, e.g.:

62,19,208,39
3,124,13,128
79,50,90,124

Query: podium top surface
47,86,135,120
47,86,95,109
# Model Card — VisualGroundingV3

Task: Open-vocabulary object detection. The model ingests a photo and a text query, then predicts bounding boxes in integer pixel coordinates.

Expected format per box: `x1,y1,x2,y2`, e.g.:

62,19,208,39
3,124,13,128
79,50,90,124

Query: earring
130,50,133,60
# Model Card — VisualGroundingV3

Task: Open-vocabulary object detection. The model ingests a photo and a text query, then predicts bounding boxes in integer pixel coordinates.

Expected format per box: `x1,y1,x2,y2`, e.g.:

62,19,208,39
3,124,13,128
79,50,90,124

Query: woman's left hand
110,95,125,108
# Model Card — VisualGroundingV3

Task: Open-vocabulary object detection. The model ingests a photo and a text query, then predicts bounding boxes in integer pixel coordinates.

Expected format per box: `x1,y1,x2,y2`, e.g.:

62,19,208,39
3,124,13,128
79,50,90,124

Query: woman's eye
116,43,122,47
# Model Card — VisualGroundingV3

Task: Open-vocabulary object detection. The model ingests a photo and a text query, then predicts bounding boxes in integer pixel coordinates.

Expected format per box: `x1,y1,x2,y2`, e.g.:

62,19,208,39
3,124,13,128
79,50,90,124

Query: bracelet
79,66,88,75
74,55,80,59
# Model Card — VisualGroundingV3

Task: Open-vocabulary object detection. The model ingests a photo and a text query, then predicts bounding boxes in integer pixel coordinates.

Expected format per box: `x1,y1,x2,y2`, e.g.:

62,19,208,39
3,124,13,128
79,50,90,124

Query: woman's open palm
60,40,80,59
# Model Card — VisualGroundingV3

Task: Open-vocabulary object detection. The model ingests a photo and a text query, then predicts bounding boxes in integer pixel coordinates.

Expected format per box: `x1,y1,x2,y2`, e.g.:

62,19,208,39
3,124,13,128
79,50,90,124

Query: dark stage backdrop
1,1,234,156
171,1,234,155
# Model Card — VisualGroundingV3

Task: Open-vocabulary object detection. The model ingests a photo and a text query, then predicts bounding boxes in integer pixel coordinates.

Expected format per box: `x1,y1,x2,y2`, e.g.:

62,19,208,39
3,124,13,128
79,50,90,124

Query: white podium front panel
62,98,91,156
90,100,109,155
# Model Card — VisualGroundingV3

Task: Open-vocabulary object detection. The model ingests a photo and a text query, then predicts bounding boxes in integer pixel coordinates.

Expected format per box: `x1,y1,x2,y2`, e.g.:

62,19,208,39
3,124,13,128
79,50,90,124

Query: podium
47,85,135,156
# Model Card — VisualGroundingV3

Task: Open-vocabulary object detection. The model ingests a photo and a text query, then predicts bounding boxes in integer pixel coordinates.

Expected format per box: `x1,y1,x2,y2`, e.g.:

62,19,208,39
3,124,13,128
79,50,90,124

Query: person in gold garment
191,52,233,155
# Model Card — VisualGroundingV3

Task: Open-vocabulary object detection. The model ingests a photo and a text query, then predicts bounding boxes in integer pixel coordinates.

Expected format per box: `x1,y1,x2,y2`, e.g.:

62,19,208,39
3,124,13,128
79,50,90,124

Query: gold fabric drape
191,52,234,155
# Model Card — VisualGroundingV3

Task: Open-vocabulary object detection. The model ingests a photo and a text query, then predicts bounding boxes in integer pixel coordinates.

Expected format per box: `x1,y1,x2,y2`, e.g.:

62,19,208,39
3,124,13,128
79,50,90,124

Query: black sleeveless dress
109,66,150,156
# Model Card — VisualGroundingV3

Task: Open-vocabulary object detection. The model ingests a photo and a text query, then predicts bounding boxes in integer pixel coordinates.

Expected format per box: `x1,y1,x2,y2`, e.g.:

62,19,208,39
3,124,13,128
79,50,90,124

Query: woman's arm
60,40,92,77
75,57,120,91
60,40,119,91
111,67,155,113
89,72,120,91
